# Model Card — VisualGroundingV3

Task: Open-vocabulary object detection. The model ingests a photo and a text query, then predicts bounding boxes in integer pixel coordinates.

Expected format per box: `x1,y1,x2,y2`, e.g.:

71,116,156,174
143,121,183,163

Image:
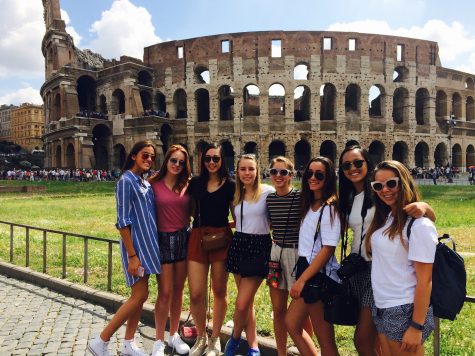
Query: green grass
0,181,474,354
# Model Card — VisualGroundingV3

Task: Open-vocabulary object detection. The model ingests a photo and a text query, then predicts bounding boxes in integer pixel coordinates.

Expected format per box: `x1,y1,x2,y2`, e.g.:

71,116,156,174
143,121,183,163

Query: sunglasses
204,156,221,163
305,170,325,181
371,177,400,192
169,158,185,166
341,159,365,171
141,153,156,161
269,168,291,177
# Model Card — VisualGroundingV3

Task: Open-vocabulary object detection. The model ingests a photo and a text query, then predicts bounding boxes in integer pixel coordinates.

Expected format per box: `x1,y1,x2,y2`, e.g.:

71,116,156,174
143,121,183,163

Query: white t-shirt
371,216,438,309
298,204,341,282
348,191,375,261
234,184,275,235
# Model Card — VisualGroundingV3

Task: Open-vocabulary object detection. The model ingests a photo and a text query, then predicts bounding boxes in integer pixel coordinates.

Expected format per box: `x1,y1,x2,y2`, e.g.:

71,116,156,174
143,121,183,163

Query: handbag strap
277,189,296,263
311,203,337,277
240,200,244,232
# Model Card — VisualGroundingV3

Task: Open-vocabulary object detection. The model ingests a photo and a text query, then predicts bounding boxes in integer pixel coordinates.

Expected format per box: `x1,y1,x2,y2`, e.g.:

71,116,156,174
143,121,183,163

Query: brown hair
150,144,191,193
121,140,156,174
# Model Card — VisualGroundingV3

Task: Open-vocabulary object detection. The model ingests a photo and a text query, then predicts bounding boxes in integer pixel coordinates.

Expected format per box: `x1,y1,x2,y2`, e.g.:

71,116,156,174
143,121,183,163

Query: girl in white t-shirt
225,154,275,356
285,157,341,356
365,160,437,356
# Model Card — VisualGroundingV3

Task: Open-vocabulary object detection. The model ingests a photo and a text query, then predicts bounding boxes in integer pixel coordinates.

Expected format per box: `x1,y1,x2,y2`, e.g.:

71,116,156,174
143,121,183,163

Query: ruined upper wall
144,31,441,86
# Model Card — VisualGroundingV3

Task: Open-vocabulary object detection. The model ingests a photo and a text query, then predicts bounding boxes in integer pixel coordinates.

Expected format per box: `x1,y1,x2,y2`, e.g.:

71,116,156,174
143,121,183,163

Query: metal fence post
25,227,30,267
62,234,67,279
84,238,88,284
42,230,47,273
9,224,13,262
108,242,113,292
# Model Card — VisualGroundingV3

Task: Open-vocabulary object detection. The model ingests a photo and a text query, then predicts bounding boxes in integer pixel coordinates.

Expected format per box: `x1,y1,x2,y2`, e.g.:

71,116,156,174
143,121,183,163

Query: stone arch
111,89,125,115
113,144,126,170
452,143,462,168
220,140,235,171
368,140,385,166
466,77,474,90
195,65,210,84
55,145,62,167
436,90,447,119
466,96,474,122
160,124,172,154
392,141,409,165
92,124,112,170
54,93,61,120
174,89,187,119
156,91,166,113
77,75,96,112
243,84,260,116
269,83,285,116
320,83,336,120
319,140,336,162
195,88,210,122
346,140,360,147
452,93,462,119
434,142,448,167
369,85,384,117
466,144,475,167
294,85,311,122
345,84,360,114
137,70,153,87
415,141,430,168
393,66,409,83
99,95,107,114
393,87,409,124
244,141,258,155
269,140,286,161
294,63,309,80
140,90,152,112
219,85,234,121
65,143,75,168
295,140,311,170
415,88,430,125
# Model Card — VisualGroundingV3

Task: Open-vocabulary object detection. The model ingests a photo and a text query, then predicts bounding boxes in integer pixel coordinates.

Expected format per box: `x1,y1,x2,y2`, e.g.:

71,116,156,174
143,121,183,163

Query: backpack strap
406,217,416,239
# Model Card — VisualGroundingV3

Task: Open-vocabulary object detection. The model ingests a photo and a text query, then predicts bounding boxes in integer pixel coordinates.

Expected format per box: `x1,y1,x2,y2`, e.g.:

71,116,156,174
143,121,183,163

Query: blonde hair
269,156,294,187
365,160,421,256
233,154,262,206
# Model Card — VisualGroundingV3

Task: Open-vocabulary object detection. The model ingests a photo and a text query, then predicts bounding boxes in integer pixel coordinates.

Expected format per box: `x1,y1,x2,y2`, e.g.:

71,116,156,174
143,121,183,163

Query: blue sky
1,0,475,105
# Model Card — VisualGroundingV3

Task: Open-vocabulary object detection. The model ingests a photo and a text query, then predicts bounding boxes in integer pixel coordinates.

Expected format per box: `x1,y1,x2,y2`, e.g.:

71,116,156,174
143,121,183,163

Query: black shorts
158,226,190,264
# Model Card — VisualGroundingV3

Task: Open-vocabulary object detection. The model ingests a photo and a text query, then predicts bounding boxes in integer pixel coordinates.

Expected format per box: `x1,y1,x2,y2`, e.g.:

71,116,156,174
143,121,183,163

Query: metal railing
0,220,119,291
0,219,473,355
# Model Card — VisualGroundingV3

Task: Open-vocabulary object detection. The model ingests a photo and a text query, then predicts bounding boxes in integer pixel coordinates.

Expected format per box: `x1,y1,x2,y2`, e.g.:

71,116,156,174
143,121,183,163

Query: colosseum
41,0,475,172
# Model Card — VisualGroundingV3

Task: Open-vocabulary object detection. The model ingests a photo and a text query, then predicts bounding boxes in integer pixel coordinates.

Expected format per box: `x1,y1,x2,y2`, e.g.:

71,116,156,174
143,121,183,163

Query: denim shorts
372,303,434,342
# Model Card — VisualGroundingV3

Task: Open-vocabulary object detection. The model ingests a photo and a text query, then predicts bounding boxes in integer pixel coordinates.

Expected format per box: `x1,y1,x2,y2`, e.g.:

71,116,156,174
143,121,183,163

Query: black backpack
407,218,466,320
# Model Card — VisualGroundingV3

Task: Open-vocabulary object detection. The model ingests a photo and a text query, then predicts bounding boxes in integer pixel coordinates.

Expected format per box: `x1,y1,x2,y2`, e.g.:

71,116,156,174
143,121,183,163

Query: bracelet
409,320,424,331
128,254,136,258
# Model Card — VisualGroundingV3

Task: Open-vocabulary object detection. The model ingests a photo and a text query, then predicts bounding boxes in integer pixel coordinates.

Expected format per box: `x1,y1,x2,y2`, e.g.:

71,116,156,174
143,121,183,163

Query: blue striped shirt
116,170,161,286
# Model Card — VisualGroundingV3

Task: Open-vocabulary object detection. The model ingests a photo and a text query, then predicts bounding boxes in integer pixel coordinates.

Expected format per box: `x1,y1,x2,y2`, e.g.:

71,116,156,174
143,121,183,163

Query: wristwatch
409,320,424,331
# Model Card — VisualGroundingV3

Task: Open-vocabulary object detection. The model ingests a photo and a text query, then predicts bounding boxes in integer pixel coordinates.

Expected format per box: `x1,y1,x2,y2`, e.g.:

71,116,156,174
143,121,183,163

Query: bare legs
354,306,381,356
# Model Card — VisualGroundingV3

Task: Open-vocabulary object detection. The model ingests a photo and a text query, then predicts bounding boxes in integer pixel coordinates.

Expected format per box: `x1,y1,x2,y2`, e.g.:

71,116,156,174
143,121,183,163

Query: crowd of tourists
76,108,108,120
87,140,438,356
1,168,120,181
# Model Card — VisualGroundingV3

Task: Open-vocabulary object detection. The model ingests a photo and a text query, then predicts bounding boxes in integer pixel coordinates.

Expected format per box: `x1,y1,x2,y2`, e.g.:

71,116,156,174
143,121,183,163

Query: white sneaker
205,336,221,356
88,336,111,356
168,332,191,354
121,339,149,356
152,340,165,356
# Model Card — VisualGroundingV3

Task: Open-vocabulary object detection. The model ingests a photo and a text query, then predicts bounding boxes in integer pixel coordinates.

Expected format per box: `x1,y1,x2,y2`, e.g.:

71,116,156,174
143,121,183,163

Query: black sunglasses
269,168,291,177
204,156,221,163
371,177,400,192
141,153,156,161
169,158,185,166
341,159,365,171
304,170,325,181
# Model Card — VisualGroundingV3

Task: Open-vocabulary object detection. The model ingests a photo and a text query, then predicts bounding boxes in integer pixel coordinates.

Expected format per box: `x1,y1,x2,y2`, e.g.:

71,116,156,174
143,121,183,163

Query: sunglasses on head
269,168,291,177
371,177,400,192
341,159,365,171
169,158,185,166
141,153,156,161
305,170,325,181
204,156,221,163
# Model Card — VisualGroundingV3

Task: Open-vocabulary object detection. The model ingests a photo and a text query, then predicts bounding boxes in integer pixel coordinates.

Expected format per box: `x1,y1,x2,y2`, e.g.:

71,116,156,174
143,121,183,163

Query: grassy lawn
0,180,474,354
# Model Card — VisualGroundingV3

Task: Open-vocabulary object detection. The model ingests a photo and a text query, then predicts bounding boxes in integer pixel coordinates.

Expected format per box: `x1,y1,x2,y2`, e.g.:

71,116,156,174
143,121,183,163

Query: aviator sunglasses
371,177,400,192
204,156,221,163
304,170,325,181
141,153,156,161
341,159,365,171
169,158,185,166
269,168,291,177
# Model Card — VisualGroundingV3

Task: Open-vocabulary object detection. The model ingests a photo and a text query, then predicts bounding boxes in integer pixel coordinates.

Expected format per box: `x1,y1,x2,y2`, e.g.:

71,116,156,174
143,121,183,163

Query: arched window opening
320,141,336,162
269,141,286,161
294,86,310,122
346,140,359,148
393,66,409,83
140,90,152,113
66,143,75,169
345,84,360,114
295,140,311,171
452,144,462,168
465,78,474,90
392,141,408,165
195,66,210,84
369,85,383,117
221,140,235,172
244,142,258,155
368,141,385,166
55,145,62,168
415,142,429,168
434,143,448,167
392,87,408,124
436,91,447,119
54,93,61,121
467,97,475,122
320,84,336,120
155,92,167,116
195,89,210,122
219,85,234,121
269,83,285,116
160,124,172,155
174,89,187,119
452,93,462,119
137,71,153,87
92,124,112,170
111,89,125,115
294,64,309,80
466,145,475,168
113,144,126,169
99,95,107,115
415,88,430,125
77,76,97,113
243,85,260,116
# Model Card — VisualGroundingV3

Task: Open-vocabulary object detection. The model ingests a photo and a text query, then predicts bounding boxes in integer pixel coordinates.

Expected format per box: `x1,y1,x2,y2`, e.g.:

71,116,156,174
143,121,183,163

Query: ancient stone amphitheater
41,0,475,172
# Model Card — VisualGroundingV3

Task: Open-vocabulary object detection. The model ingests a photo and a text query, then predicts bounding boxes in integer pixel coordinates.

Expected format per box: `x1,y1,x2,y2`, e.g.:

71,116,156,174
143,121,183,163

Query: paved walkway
0,273,158,355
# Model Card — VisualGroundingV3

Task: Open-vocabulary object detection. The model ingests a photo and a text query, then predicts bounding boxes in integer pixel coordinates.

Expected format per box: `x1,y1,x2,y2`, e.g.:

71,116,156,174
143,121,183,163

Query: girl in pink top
150,144,192,356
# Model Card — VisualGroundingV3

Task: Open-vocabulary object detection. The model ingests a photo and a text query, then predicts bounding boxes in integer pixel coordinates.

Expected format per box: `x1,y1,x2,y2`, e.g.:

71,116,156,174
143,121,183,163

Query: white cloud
327,19,475,74
61,9,82,47
0,0,44,79
0,87,42,106
87,0,161,59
